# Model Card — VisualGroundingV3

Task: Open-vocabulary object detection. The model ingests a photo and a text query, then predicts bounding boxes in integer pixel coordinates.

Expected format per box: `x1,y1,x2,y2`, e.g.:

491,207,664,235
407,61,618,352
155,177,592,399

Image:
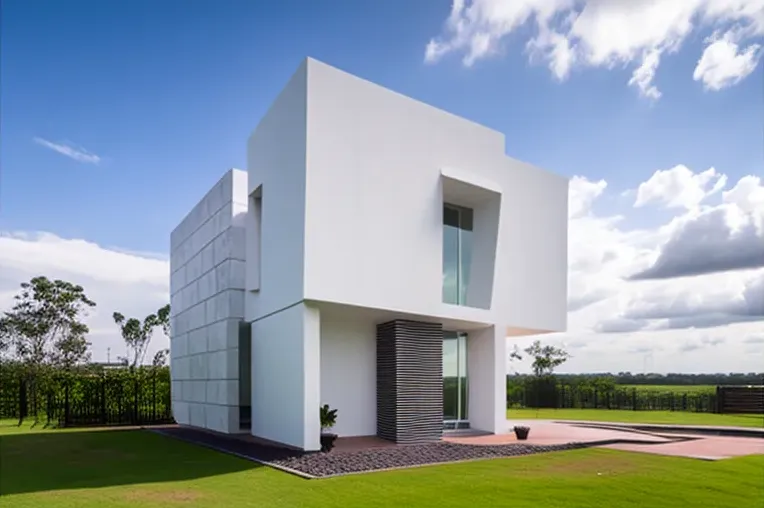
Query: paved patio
446,421,671,447
439,420,764,460
602,435,764,460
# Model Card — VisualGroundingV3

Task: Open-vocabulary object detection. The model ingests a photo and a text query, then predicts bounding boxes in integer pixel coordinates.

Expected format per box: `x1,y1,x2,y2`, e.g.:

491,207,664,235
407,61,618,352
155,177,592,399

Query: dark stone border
151,427,314,478
150,427,663,479
271,441,590,478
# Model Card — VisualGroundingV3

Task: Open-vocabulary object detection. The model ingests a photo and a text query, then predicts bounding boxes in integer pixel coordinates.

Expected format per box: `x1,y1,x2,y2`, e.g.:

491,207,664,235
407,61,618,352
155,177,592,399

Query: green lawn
507,408,764,428
1,421,763,508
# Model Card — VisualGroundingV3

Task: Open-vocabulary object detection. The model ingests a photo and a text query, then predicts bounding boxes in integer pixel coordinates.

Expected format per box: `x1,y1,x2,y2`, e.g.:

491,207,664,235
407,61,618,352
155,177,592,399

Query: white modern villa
169,58,568,452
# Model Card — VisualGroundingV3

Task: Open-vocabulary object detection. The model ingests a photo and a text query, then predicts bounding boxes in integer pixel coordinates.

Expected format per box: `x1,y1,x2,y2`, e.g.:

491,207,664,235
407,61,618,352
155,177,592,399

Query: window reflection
442,204,473,306
443,331,468,423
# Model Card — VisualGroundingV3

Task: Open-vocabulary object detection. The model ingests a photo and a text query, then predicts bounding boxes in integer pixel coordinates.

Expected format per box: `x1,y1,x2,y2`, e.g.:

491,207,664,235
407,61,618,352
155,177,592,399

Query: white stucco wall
250,302,321,451
467,325,507,433
169,169,248,434
245,60,308,324
302,58,568,334
319,311,377,437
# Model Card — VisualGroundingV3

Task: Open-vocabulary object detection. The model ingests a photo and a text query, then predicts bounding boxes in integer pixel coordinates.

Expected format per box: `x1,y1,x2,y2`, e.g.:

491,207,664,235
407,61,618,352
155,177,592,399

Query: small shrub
320,404,337,431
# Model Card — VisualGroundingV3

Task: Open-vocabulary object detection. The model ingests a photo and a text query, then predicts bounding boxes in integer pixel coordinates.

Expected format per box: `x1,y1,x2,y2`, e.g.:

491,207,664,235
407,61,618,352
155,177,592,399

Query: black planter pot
513,426,530,440
320,433,338,452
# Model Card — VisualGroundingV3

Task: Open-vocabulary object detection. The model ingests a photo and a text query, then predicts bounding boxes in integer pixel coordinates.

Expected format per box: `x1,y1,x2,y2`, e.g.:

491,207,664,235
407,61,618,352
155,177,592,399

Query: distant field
506,408,764,428
619,385,716,394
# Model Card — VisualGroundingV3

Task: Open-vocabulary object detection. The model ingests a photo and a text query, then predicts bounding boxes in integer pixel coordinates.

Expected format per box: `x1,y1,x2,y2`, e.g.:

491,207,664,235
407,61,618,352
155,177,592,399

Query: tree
155,304,170,338
152,348,169,367
524,340,570,377
0,319,10,358
113,312,158,368
51,330,91,369
0,276,95,368
152,304,171,368
509,344,523,362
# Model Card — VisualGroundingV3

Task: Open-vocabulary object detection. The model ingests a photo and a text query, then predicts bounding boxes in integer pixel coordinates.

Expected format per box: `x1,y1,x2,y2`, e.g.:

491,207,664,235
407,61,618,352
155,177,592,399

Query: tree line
506,341,762,389
507,372,764,391
0,276,171,372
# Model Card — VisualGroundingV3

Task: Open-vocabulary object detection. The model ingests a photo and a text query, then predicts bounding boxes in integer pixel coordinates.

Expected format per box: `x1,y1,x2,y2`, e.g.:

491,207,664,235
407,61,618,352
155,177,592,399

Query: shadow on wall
0,427,260,496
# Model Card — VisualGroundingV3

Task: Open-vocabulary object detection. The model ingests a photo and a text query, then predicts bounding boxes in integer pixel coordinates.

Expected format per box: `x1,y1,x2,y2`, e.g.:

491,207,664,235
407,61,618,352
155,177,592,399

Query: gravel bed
153,427,589,478
273,441,587,477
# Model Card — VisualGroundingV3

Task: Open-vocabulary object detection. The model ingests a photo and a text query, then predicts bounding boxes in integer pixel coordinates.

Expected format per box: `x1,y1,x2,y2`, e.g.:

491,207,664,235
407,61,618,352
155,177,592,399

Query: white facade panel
245,61,308,323
319,312,377,438
250,302,320,451
302,58,567,334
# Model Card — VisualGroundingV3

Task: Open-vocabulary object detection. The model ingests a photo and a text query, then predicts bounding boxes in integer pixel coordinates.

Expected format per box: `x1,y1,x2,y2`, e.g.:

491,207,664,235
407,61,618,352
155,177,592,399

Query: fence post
64,382,70,427
18,379,28,423
152,370,157,422
715,386,723,414
46,391,52,426
100,375,107,424
133,377,139,425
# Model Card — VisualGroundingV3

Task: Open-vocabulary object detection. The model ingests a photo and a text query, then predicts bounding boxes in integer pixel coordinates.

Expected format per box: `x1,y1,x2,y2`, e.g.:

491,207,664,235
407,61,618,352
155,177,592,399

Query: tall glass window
443,331,468,426
442,204,473,305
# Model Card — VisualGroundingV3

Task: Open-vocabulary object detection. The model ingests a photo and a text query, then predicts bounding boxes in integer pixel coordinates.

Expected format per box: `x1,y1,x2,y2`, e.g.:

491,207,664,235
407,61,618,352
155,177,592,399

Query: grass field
619,385,716,393
507,408,764,427
1,421,763,508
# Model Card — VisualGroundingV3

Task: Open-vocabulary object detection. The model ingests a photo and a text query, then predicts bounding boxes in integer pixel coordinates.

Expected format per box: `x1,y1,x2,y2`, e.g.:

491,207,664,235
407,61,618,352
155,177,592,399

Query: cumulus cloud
33,137,102,164
694,29,763,90
0,232,169,363
634,165,727,210
630,170,764,279
537,164,764,373
679,334,725,352
582,166,764,338
425,0,764,98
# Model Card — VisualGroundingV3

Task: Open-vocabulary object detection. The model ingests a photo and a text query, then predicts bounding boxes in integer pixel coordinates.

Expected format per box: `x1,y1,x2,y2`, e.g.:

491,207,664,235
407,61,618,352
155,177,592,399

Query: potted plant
513,425,530,440
320,404,338,452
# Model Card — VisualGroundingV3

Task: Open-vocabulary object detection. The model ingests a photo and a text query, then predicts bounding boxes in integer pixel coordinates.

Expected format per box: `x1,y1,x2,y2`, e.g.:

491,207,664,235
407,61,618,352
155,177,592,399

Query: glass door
443,331,468,430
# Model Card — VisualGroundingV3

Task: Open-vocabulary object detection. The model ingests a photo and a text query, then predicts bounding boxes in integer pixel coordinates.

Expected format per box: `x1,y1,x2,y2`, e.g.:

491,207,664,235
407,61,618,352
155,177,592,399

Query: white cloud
634,164,727,210
628,48,663,100
33,137,102,164
426,0,764,98
694,30,763,90
630,170,764,279
0,232,169,363
512,164,764,374
2,165,763,373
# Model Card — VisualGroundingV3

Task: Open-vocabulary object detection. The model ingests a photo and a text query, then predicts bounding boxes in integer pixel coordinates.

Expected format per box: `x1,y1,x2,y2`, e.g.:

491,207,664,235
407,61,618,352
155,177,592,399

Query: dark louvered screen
376,320,443,444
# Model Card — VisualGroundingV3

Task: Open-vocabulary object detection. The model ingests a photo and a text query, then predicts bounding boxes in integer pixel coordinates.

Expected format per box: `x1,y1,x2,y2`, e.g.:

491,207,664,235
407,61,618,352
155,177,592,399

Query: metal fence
508,384,718,413
0,368,173,427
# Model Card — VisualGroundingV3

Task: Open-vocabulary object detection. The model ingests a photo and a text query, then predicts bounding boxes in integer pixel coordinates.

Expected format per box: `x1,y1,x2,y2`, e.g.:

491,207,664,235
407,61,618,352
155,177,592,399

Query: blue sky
2,0,761,253
1,0,762,371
